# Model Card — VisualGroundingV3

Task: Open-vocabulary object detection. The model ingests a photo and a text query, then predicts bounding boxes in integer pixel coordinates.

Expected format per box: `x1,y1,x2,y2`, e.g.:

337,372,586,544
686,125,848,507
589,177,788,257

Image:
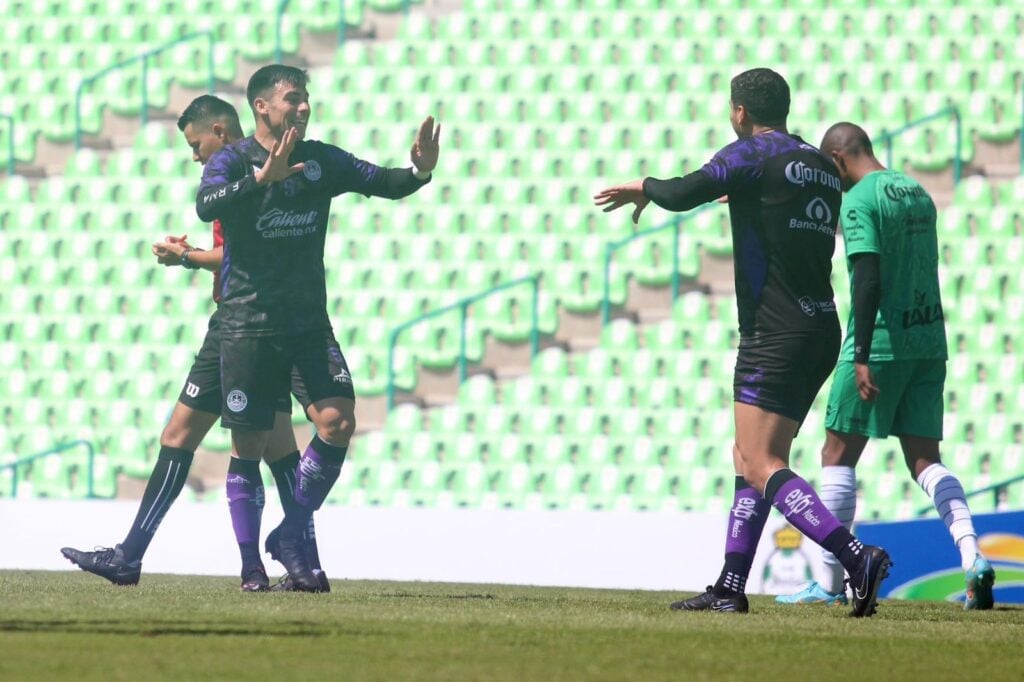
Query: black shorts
178,310,309,417
219,329,355,431
733,326,840,425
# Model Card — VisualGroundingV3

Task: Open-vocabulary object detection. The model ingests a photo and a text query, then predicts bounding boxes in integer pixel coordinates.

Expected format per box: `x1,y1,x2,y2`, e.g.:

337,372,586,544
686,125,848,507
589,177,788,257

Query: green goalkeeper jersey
839,169,948,362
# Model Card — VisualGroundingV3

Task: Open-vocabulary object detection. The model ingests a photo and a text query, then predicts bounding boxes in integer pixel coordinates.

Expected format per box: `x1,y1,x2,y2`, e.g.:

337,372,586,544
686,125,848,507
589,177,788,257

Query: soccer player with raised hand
595,68,890,617
776,123,995,610
62,96,327,593
196,65,438,592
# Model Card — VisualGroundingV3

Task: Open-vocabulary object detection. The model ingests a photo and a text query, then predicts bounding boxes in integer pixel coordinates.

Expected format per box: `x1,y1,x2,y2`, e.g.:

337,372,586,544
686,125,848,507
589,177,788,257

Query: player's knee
160,422,195,450
318,411,356,445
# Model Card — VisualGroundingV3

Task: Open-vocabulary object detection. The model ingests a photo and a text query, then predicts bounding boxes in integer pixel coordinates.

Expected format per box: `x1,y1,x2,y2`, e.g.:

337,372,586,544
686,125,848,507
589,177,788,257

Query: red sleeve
212,218,224,248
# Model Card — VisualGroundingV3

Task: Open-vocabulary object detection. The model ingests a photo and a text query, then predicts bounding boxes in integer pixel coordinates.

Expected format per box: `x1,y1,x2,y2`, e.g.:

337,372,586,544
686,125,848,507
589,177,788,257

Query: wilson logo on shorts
184,382,200,398
226,389,248,413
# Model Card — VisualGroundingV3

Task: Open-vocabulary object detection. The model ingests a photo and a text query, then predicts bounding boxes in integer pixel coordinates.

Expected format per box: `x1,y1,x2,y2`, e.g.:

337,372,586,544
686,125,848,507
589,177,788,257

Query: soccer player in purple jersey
595,68,890,616
196,65,439,591
61,96,327,592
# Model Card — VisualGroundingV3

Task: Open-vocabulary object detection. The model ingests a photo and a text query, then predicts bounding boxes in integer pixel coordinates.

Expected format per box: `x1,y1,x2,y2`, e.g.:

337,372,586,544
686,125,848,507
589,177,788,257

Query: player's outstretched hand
153,234,190,266
410,116,440,174
255,127,304,186
594,180,650,224
854,363,880,402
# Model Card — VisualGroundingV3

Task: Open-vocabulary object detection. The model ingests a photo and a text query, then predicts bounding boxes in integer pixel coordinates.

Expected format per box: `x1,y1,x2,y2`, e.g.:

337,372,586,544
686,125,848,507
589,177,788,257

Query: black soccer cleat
266,525,328,591
670,586,749,613
270,573,299,592
240,564,270,592
270,569,330,593
847,545,892,618
275,527,322,592
60,544,141,586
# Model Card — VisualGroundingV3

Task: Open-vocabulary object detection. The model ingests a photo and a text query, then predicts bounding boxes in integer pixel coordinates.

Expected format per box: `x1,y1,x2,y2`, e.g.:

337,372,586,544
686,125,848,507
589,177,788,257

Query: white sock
917,463,979,571
818,465,857,594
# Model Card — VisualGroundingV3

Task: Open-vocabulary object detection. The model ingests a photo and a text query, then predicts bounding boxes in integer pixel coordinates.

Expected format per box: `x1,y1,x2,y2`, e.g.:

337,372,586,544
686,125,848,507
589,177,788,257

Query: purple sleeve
697,138,763,192
320,143,429,199
195,148,260,222
641,139,764,212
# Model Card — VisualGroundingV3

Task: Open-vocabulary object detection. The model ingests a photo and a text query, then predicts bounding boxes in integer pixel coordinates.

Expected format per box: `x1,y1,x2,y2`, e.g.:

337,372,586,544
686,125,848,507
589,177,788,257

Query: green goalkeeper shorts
823,359,945,440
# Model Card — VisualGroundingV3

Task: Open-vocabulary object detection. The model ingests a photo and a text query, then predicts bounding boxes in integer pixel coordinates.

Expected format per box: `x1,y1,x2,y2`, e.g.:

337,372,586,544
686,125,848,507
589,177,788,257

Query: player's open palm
255,126,304,185
594,180,650,224
411,116,441,174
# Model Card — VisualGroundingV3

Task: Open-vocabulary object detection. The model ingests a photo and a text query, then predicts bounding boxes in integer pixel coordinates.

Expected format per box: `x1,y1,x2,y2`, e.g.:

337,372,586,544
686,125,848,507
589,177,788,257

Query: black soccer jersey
196,137,429,336
643,131,842,336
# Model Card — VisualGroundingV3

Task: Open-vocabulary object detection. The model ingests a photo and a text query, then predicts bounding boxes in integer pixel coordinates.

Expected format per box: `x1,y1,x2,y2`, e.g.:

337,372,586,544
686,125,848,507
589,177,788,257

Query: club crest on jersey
303,159,322,182
226,389,248,413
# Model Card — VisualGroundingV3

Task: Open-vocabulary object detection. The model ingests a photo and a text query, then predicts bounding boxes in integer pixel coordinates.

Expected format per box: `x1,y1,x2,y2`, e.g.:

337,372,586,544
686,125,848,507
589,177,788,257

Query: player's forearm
851,253,881,363
642,171,725,212
196,176,261,222
188,246,222,272
366,167,431,200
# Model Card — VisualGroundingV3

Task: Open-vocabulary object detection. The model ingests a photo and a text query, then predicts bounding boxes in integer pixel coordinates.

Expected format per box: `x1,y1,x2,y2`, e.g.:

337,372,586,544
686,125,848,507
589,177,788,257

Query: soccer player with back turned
595,68,890,616
776,123,995,609
196,65,439,591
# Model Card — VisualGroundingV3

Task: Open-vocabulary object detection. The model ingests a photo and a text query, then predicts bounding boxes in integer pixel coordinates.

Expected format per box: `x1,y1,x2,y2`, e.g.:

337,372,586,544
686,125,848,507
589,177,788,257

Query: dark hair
730,68,790,125
177,95,243,137
246,64,309,108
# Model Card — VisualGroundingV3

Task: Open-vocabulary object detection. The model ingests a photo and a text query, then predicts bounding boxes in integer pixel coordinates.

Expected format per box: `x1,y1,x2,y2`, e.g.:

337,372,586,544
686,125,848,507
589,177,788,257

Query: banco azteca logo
805,197,833,223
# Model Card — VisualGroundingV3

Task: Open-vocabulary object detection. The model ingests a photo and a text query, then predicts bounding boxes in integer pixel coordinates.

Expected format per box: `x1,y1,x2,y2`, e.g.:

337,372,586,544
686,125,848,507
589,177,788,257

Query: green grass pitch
1,571,1022,681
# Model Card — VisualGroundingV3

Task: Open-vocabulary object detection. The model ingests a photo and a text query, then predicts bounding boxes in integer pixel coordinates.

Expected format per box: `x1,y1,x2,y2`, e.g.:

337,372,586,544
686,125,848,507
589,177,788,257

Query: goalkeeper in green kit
777,122,996,610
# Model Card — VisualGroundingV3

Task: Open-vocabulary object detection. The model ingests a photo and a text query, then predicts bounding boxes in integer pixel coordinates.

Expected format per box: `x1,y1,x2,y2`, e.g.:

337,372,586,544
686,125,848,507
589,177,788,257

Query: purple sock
294,435,346,511
764,468,863,572
226,457,264,566
714,476,772,595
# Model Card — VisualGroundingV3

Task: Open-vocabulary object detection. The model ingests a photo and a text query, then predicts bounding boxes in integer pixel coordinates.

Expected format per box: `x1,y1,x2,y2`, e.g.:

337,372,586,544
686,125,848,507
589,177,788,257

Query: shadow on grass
0,619,332,638
373,592,498,600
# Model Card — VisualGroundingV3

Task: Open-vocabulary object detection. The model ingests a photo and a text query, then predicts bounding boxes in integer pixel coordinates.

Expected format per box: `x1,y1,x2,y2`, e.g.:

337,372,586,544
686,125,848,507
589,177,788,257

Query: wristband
413,165,432,180
180,247,201,270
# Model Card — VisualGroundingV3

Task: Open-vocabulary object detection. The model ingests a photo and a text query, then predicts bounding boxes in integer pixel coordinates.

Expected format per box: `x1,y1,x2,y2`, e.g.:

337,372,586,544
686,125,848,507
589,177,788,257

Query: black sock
121,446,193,563
239,542,262,569
822,527,865,575
305,515,322,571
268,452,301,518
713,553,753,596
268,452,322,571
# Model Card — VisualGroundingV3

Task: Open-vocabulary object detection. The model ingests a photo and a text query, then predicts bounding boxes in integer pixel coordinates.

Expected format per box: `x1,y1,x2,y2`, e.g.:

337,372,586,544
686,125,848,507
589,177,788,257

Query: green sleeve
841,181,881,257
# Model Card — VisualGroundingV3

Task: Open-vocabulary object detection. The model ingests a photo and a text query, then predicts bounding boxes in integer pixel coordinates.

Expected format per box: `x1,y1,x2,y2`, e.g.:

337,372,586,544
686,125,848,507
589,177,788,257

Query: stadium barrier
0,113,14,174
0,440,97,498
916,473,1024,517
859,509,1024,604
878,105,963,185
386,274,541,410
74,31,216,149
600,205,712,326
